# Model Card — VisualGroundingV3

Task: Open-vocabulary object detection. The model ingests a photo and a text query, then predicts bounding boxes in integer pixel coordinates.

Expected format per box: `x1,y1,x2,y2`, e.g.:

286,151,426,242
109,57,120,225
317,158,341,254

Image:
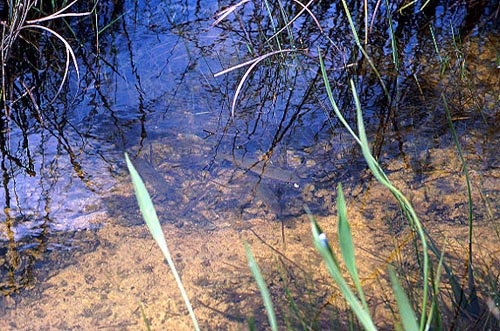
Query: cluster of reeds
0,0,94,111
126,0,499,330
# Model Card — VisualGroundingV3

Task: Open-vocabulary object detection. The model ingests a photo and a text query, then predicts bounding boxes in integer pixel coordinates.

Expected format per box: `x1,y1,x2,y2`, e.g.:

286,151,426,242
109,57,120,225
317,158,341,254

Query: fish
255,180,283,217
216,151,300,219
217,151,299,184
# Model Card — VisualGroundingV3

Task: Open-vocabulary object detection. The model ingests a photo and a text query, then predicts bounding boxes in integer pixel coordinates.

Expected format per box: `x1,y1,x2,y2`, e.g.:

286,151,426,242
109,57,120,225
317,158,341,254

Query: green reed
124,1,498,329
245,241,278,331
125,153,200,331
1,0,94,105
316,53,434,328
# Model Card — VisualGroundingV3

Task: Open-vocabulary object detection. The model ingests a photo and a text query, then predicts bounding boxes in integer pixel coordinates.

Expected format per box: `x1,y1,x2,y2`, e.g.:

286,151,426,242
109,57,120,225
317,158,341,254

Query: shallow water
0,0,499,329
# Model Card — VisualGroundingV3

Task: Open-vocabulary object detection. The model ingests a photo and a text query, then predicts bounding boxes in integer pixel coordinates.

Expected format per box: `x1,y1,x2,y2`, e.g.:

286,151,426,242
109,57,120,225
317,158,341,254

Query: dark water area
0,0,499,329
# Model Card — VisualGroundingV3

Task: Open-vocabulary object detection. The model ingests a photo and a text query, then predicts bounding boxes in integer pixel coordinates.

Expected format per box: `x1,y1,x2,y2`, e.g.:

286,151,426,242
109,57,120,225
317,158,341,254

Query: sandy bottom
1,142,500,331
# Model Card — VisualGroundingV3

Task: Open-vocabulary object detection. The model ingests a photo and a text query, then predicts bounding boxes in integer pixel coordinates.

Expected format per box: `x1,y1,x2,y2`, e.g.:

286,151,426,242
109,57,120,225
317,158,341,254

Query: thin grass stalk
369,0,382,35
351,78,430,329
21,24,78,100
423,28,479,319
244,241,278,331
425,240,447,331
139,302,152,331
214,48,299,117
429,22,479,317
1,0,34,61
276,0,294,45
267,0,322,43
363,0,368,45
339,0,390,102
442,93,479,317
384,0,399,71
1,0,92,105
283,285,308,330
429,24,449,75
397,1,432,13
124,153,200,331
211,0,251,27
318,47,361,146
25,0,95,24
263,0,279,35
262,0,283,52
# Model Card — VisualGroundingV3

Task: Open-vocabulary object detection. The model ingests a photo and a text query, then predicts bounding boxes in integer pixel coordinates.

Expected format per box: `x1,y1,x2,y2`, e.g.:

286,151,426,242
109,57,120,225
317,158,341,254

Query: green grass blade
125,153,200,331
139,302,152,331
318,49,361,146
426,240,447,331
306,207,377,331
442,94,479,317
339,0,390,101
389,267,419,331
244,241,278,331
337,184,368,312
350,79,429,328
384,0,399,71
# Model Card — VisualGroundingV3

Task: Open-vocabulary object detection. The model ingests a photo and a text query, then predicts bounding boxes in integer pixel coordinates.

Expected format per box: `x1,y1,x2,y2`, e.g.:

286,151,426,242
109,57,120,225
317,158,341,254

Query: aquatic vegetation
3,0,498,329
208,0,500,329
125,152,200,331
1,0,95,109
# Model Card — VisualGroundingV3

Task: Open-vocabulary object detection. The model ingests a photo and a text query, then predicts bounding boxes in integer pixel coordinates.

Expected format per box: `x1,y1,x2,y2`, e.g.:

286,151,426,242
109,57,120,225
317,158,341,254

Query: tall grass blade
350,79,429,328
442,94,479,317
384,0,399,71
389,267,419,331
426,240,447,330
124,153,200,331
306,206,377,331
337,184,368,312
320,49,431,328
339,0,390,101
244,241,278,331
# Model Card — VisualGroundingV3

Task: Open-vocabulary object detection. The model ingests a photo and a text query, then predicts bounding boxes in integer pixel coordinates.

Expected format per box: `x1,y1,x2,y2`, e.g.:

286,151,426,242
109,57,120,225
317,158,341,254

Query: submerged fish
255,180,284,218
217,151,299,184
217,151,300,219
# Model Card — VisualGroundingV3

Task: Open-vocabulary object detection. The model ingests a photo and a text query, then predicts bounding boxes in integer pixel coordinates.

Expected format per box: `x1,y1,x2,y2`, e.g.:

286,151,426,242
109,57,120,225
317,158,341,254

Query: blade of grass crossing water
426,240,447,331
384,0,399,71
318,49,361,146
350,79,430,329
337,184,368,312
339,0,390,101
306,207,377,331
442,94,480,317
124,153,200,331
389,267,419,331
244,241,278,331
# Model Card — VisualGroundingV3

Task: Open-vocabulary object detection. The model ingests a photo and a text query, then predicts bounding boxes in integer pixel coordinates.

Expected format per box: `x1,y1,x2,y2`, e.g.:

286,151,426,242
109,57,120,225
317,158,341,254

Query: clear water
0,0,499,329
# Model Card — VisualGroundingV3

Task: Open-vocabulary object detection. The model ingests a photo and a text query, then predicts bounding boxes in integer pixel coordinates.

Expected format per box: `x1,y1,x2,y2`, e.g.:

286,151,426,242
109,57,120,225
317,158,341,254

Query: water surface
0,0,499,329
